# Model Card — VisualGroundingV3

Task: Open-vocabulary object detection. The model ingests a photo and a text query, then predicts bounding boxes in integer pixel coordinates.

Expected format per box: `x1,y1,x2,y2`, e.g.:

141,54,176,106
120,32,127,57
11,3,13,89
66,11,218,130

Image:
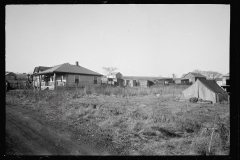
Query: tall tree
172,73,177,79
102,67,118,76
193,69,222,79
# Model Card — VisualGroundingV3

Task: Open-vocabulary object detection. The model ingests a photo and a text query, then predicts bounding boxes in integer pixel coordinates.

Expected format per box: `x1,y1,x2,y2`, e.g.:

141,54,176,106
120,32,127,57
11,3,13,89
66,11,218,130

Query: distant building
181,72,206,84
173,78,190,85
107,72,123,79
154,78,174,85
221,73,230,92
6,72,17,81
122,76,157,87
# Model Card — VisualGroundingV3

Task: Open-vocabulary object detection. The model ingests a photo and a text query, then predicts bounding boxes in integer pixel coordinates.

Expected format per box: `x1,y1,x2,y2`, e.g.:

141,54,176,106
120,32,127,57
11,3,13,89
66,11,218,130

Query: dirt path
5,103,110,155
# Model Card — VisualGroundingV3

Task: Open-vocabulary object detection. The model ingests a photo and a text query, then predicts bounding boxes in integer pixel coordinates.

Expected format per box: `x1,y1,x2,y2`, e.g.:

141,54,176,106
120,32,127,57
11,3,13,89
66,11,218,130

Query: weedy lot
6,85,229,155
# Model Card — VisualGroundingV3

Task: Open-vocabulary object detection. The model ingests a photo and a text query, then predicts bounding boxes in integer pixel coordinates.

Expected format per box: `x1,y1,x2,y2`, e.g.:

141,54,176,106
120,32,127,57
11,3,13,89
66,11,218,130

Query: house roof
183,72,206,78
159,77,173,80
34,66,52,73
198,79,226,93
38,63,102,76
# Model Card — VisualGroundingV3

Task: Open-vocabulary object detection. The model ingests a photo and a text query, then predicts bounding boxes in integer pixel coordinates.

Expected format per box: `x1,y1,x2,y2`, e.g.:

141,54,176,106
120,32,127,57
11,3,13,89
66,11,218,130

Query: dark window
75,75,79,83
94,76,97,84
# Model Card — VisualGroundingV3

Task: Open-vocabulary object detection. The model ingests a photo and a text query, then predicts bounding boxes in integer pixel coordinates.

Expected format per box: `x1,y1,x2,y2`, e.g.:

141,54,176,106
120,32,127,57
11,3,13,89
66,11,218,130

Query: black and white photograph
5,4,230,156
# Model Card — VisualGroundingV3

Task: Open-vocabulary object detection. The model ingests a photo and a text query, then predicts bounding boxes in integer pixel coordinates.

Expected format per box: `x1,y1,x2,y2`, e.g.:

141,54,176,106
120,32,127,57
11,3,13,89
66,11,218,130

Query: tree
172,73,177,79
192,69,222,79
204,71,222,79
102,67,118,76
193,69,202,74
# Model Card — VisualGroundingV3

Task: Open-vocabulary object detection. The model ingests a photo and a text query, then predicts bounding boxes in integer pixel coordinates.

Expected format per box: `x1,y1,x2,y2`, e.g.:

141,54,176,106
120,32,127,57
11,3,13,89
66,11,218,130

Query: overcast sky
6,4,230,77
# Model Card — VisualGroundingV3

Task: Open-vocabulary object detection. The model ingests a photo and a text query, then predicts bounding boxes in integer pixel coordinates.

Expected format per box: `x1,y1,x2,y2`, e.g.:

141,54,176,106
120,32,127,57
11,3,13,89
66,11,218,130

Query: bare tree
193,69,203,74
204,71,222,79
172,73,177,79
193,69,222,79
102,67,118,76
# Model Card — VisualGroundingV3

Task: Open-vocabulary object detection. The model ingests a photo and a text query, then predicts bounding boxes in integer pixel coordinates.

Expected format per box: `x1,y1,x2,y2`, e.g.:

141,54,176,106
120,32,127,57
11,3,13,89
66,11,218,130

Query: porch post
33,76,35,91
54,73,56,90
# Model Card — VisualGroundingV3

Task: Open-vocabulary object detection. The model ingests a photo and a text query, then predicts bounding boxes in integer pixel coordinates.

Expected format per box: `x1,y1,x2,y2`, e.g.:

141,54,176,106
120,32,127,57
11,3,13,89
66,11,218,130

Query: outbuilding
181,72,206,84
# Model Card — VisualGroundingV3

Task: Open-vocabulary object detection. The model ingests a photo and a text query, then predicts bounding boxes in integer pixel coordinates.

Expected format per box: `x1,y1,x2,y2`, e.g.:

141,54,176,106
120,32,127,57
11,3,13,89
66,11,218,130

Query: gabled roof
183,72,206,78
38,63,102,76
34,66,52,73
181,74,186,78
198,79,225,93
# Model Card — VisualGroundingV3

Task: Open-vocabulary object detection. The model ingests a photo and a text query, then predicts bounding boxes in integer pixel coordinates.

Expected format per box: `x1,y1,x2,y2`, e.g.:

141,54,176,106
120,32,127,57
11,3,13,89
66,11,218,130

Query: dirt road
5,103,110,155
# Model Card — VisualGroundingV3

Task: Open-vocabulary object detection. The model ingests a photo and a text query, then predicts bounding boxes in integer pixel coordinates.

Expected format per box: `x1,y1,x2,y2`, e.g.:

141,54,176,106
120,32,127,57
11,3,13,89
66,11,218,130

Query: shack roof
183,72,206,78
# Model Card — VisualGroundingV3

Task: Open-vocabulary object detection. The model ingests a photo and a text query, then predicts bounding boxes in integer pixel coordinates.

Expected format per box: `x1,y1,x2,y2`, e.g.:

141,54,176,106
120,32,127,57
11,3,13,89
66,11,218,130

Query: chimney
76,61,79,66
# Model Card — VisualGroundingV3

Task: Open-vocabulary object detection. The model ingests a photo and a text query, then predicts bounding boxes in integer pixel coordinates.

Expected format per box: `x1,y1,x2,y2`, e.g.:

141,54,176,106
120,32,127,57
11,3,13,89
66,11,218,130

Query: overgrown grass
6,85,229,155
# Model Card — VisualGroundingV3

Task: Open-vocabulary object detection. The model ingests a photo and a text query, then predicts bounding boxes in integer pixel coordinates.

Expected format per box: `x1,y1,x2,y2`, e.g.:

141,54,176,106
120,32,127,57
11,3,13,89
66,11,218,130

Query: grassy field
6,85,230,155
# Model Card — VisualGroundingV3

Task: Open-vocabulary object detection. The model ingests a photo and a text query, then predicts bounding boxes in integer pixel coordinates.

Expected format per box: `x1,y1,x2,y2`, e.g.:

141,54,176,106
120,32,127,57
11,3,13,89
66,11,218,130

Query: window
94,76,97,84
75,75,79,83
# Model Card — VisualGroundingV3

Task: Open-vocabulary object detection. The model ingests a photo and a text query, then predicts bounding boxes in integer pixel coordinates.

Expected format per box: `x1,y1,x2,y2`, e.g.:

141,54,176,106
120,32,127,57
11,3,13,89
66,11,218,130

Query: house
6,72,17,81
122,76,157,87
181,72,206,84
181,79,190,84
102,72,124,86
221,73,230,92
181,79,228,104
154,78,174,85
174,78,190,85
33,62,103,90
107,72,123,79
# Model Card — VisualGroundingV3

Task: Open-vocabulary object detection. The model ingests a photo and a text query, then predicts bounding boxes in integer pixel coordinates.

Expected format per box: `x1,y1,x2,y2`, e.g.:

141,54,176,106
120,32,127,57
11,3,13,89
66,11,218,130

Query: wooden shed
181,72,206,84
122,76,156,87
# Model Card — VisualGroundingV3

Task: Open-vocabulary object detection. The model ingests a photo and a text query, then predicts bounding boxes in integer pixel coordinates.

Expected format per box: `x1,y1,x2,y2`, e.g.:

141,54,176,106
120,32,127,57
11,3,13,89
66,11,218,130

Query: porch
40,81,66,90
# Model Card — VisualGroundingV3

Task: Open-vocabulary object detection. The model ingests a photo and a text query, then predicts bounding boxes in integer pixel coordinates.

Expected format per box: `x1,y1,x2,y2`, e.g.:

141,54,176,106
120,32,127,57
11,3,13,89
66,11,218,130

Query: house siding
66,74,101,87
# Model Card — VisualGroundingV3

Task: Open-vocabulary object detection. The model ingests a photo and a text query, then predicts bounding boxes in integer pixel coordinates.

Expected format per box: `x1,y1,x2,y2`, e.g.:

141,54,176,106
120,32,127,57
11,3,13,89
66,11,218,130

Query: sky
6,4,230,77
